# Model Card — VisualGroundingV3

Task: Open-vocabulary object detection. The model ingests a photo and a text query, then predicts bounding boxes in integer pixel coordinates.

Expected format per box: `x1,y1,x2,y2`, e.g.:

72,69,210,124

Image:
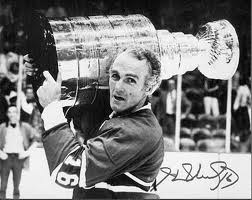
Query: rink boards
11,148,251,199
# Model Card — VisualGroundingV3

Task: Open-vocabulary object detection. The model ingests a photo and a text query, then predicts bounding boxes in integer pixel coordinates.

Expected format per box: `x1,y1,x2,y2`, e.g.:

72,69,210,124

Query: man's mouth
113,95,125,101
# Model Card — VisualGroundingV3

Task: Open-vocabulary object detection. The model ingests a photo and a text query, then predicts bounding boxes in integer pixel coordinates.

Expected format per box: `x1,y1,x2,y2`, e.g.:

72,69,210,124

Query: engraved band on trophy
26,12,239,110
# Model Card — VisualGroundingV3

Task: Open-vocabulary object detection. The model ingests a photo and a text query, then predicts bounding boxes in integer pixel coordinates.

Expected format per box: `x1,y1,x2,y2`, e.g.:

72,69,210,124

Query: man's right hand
0,151,8,160
37,71,62,108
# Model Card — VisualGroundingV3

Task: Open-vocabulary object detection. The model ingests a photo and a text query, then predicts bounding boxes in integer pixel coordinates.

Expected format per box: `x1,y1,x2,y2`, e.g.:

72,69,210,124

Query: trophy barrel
26,12,160,110
26,12,239,112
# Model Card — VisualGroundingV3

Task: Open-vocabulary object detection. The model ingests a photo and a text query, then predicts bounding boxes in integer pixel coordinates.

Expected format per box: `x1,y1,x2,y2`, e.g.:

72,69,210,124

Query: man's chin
111,106,122,113
111,104,125,113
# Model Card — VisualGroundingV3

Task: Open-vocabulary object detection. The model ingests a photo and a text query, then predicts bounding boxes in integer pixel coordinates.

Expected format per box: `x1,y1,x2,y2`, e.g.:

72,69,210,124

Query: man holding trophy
25,47,164,199
24,12,239,199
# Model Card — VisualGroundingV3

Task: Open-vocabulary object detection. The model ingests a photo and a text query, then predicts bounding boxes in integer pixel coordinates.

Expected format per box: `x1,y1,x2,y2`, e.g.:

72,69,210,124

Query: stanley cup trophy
26,12,239,113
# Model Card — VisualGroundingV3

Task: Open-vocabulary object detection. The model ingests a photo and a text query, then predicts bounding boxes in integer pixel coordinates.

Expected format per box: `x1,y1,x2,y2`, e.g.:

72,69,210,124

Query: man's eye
126,78,136,84
111,73,119,80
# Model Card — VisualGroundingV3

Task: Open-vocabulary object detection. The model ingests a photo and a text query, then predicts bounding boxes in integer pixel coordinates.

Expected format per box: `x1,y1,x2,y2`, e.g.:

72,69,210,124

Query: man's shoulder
0,122,7,129
0,123,7,137
109,109,162,138
110,108,155,124
132,108,160,124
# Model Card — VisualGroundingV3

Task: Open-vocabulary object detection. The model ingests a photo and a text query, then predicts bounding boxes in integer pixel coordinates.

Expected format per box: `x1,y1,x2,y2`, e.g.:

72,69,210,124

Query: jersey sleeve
53,145,85,188
42,123,81,187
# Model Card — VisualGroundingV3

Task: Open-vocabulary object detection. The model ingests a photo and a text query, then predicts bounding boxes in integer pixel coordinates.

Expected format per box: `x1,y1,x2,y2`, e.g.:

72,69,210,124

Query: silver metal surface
196,20,239,80
44,15,239,107
49,15,160,106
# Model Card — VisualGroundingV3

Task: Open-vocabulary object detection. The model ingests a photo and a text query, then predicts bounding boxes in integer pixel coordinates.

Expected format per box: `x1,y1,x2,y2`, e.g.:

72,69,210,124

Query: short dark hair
118,47,161,94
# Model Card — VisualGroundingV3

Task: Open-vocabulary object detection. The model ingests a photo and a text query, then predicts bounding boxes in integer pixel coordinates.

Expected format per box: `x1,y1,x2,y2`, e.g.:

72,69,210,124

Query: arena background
0,0,251,199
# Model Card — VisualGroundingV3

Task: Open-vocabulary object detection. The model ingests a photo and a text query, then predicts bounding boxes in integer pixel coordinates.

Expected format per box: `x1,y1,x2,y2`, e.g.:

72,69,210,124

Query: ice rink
3,147,251,199
4,147,73,199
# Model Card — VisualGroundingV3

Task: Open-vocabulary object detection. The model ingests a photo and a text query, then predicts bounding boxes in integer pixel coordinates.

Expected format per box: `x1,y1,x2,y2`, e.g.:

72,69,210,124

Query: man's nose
114,79,125,92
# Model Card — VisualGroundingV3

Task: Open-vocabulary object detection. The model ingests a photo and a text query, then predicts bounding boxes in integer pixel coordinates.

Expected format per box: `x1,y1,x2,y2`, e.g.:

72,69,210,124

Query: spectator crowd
150,70,251,153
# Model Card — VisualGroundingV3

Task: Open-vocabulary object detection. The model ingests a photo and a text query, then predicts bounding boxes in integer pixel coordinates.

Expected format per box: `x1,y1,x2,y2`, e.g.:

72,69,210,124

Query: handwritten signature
152,161,239,191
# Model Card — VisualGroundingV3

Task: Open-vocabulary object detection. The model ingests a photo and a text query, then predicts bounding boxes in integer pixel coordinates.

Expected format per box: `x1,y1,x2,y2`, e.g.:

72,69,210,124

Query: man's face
168,79,175,90
109,51,149,113
7,106,18,124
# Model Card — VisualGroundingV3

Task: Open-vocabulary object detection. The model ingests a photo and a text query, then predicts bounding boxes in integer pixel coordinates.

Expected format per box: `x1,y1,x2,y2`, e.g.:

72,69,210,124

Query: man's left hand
18,151,30,159
37,71,62,108
18,142,38,159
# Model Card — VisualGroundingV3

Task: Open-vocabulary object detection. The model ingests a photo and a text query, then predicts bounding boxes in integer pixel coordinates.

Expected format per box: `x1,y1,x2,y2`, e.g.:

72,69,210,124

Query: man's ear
145,86,153,95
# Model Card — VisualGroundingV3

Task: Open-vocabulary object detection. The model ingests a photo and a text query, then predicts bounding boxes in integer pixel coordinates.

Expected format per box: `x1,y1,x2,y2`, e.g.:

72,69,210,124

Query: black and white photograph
0,0,251,199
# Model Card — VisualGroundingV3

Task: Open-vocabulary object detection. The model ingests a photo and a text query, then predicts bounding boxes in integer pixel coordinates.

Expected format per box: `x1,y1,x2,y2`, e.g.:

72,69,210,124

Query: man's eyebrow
110,70,139,79
110,69,118,73
125,73,139,79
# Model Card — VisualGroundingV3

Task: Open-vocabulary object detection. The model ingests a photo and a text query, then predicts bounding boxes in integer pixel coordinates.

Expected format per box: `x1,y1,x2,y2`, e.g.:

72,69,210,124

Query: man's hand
18,150,30,159
18,142,38,159
23,54,38,76
37,71,62,108
0,151,8,160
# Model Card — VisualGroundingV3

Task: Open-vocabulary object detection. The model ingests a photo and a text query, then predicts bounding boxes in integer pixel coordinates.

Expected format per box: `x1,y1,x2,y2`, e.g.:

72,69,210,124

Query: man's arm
233,87,241,110
20,91,34,114
23,69,85,188
18,123,39,159
181,92,192,118
204,79,219,92
42,122,83,188
40,99,85,188
0,126,8,160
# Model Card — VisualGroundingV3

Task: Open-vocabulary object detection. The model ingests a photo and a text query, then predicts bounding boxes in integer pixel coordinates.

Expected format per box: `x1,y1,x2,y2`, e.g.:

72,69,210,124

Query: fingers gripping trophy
24,12,239,117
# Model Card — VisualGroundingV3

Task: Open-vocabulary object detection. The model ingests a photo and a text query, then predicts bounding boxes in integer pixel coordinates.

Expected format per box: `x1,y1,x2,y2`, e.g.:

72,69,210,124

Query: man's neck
131,97,147,113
